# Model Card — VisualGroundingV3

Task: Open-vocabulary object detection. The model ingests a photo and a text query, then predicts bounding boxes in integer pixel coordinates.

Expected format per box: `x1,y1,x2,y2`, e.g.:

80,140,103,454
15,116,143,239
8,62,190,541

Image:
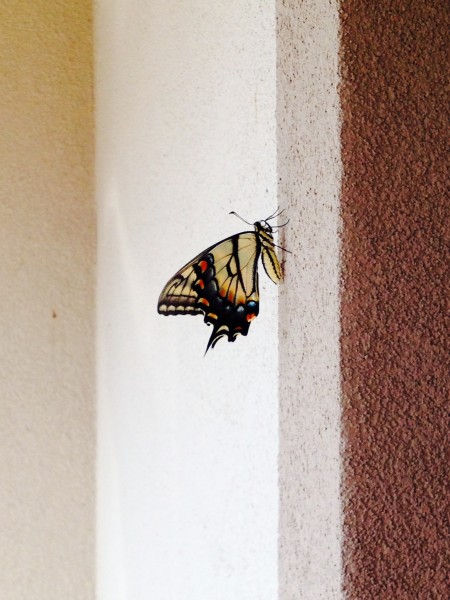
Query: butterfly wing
258,228,283,284
158,232,261,352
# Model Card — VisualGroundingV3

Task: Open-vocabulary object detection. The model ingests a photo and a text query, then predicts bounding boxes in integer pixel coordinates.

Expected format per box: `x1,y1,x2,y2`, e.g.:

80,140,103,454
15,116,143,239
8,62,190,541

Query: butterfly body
158,220,282,352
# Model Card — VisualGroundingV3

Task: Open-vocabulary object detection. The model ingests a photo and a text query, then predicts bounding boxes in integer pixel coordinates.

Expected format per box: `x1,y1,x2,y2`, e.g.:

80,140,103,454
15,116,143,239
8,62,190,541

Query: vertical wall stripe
340,2,449,598
277,1,342,597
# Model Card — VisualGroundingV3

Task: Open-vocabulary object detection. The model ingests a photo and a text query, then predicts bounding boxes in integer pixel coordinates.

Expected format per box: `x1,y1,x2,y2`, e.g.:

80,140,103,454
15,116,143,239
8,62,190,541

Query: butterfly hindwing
258,227,283,284
158,232,261,351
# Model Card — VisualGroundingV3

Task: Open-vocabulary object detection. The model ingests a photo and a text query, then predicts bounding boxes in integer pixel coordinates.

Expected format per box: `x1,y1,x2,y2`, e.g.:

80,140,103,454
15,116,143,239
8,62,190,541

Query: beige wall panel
0,2,95,598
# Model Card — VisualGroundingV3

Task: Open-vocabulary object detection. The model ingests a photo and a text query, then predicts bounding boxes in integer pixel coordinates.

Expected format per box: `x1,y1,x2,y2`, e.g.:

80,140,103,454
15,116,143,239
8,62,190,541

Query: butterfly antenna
229,211,253,226
271,218,290,229
266,207,285,221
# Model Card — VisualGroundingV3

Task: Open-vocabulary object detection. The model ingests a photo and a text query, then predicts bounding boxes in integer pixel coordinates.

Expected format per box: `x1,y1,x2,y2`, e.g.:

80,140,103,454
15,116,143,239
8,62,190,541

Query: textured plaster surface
340,1,449,598
277,1,342,598
0,2,95,598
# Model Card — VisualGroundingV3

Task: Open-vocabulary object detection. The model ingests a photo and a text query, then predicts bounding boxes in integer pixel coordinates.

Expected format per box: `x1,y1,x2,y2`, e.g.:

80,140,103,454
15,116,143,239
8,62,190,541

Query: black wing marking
158,233,261,352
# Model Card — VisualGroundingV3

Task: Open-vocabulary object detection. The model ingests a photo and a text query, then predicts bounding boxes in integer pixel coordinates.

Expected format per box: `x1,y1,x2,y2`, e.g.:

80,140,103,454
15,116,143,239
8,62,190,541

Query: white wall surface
96,2,278,599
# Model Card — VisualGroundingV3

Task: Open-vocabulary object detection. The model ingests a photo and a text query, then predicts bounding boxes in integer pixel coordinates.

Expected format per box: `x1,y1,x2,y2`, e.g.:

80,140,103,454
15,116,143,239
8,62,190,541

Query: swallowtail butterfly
157,210,286,352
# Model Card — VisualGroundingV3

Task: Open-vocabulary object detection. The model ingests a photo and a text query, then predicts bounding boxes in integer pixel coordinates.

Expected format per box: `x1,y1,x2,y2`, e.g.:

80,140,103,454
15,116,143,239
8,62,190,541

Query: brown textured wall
340,1,449,598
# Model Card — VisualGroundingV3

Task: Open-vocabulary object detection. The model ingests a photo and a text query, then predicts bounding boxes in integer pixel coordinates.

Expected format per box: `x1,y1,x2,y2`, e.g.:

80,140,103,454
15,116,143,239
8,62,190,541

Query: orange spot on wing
234,326,243,331
199,260,208,272
246,313,256,322
198,298,210,307
197,279,205,289
207,312,218,320
228,291,235,302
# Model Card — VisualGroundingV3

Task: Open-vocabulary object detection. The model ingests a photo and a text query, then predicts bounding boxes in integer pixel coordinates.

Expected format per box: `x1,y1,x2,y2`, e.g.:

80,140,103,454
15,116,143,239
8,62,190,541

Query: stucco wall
3,1,445,597
0,2,95,598
340,1,449,598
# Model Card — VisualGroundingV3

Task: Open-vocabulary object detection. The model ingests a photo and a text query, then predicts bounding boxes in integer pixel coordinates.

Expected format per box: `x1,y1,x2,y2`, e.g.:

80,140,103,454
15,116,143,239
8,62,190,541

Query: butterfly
157,209,288,353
